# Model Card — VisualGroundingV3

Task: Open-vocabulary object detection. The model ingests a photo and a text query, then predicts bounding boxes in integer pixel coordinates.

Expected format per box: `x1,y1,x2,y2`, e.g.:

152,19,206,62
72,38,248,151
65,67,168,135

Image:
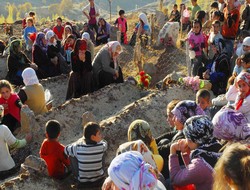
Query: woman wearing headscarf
66,39,93,100
157,100,205,179
18,68,48,116
129,13,151,46
96,18,111,46
169,115,222,190
92,41,124,89
102,151,166,190
200,38,231,95
82,32,95,61
6,39,38,86
32,32,51,78
127,119,164,172
212,107,250,146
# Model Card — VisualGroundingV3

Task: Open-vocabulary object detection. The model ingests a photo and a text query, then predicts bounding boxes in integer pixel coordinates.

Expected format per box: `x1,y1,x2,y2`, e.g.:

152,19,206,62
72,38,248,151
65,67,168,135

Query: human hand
79,52,85,61
236,58,242,66
170,142,179,155
25,133,32,143
203,70,210,80
178,139,190,153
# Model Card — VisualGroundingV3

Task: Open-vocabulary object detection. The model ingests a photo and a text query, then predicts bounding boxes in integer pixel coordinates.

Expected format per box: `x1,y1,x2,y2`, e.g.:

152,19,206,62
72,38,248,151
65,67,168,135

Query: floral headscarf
108,151,165,190
34,32,47,53
128,119,152,147
236,71,250,87
212,108,250,141
171,100,205,125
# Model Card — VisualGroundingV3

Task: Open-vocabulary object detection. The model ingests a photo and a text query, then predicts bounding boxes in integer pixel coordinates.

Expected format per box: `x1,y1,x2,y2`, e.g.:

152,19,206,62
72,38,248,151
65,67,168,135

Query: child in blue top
23,17,36,51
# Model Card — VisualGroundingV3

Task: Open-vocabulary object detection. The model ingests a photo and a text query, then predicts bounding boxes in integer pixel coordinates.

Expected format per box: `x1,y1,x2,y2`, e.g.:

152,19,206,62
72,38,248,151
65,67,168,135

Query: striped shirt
64,140,107,182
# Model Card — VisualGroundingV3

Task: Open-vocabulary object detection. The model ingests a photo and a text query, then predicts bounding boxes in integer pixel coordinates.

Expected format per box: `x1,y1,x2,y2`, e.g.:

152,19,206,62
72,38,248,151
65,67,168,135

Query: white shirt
0,125,16,171
82,3,100,16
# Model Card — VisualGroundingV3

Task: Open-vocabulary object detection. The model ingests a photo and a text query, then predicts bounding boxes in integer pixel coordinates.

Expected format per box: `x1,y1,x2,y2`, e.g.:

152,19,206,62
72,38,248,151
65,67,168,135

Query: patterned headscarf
128,120,152,147
34,32,47,53
9,39,22,57
108,151,165,190
184,115,214,144
236,71,250,87
171,100,205,125
212,108,250,141
184,115,222,168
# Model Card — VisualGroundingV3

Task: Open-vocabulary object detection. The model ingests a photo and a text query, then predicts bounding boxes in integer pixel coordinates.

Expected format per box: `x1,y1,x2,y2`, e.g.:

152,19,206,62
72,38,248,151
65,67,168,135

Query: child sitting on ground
114,10,128,44
39,120,70,179
196,89,211,118
64,122,107,187
0,80,23,134
234,72,250,122
64,34,76,65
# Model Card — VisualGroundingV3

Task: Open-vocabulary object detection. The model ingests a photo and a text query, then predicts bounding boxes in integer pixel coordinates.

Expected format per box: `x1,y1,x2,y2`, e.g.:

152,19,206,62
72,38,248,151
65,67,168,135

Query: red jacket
53,25,64,40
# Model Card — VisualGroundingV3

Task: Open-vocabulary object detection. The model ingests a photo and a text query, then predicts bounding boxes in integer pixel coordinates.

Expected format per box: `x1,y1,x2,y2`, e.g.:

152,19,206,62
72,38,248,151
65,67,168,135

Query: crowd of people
0,0,250,189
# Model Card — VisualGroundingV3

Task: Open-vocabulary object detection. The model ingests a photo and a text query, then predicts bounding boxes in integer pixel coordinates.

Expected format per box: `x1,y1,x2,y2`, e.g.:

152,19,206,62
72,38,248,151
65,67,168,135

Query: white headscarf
108,151,165,190
22,68,39,86
139,13,151,33
106,41,123,70
45,30,56,46
82,32,90,41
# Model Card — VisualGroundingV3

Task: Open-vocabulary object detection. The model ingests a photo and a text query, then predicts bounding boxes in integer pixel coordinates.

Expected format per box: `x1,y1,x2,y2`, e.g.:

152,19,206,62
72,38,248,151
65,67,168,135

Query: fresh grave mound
0,84,195,189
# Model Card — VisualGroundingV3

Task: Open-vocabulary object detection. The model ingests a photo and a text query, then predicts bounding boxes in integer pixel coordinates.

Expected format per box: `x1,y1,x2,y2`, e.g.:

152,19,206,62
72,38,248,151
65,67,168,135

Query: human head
81,32,90,41
192,19,202,34
83,122,102,143
226,0,235,8
139,13,149,25
166,99,180,127
184,115,214,149
195,10,206,24
107,41,123,58
196,89,211,110
243,37,250,52
238,30,250,43
73,39,87,59
45,120,61,139
212,108,250,141
45,30,55,43
29,11,35,17
83,22,89,31
119,10,125,17
212,20,221,34
65,34,75,46
191,0,198,6
89,0,94,5
9,39,22,55
22,68,39,86
210,1,219,9
171,100,205,130
213,143,250,190
211,38,225,54
64,25,72,36
98,18,106,26
108,151,165,190
26,17,34,27
241,52,250,70
56,17,62,26
0,80,13,100
173,4,178,11
128,119,153,147
212,10,221,21
34,32,47,47
235,72,250,98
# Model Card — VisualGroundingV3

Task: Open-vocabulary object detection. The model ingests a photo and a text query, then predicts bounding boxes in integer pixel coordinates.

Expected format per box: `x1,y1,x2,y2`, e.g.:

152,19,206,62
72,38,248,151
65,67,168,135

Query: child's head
238,30,250,43
213,143,250,190
166,99,180,128
84,122,102,143
192,19,202,34
64,25,72,36
29,11,35,17
243,37,250,52
173,4,178,11
212,10,221,21
119,10,125,18
241,52,250,70
26,17,34,27
56,17,62,26
191,0,198,6
65,34,75,46
210,1,219,10
0,80,13,100
45,120,61,140
195,10,206,24
235,72,250,97
212,20,221,34
196,89,211,110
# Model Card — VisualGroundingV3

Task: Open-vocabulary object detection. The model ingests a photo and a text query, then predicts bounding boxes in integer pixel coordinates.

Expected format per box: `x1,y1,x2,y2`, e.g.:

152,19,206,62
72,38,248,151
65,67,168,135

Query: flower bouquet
178,76,212,91
136,71,152,89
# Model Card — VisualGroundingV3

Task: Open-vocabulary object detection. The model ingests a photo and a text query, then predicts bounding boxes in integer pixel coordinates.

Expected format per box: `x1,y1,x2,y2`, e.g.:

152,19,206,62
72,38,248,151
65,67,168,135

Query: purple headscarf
34,32,47,53
171,100,205,124
212,108,250,141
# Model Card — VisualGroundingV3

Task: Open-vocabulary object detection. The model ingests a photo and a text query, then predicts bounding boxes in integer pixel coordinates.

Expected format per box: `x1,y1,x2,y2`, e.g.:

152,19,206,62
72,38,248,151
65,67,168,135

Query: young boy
196,89,211,118
53,17,64,41
39,120,70,179
64,122,107,186
191,0,201,20
114,10,128,44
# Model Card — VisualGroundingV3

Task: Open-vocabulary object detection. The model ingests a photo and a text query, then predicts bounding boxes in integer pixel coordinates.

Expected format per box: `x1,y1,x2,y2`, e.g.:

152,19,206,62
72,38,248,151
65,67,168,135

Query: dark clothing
169,10,181,22
6,52,30,86
240,4,250,31
66,51,93,100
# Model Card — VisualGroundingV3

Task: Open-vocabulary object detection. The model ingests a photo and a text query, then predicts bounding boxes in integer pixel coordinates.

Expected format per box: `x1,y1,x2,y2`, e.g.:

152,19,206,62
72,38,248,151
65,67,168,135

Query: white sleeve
2,125,16,146
101,140,108,151
95,4,100,15
64,143,77,157
226,85,238,102
82,4,89,13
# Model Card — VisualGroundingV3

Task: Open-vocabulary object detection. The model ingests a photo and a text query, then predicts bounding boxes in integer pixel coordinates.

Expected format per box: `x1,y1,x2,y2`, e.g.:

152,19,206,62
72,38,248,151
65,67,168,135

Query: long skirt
66,71,93,100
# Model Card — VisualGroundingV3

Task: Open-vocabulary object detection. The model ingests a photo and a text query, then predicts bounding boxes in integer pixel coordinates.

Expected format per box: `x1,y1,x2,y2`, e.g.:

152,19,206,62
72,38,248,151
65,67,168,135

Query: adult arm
82,4,90,20
241,5,250,21
100,50,116,74
15,99,23,109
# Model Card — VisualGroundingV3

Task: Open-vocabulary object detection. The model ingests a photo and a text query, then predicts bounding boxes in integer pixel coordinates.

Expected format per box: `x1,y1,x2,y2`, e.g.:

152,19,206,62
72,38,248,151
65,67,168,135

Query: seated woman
0,121,32,180
96,18,111,46
213,143,250,190
62,25,73,47
82,32,95,61
200,38,231,95
81,23,95,45
0,80,23,133
169,115,222,190
156,100,205,178
129,13,151,46
102,151,166,190
32,32,51,79
18,68,48,116
66,39,93,100
128,119,164,172
92,41,124,89
6,39,38,86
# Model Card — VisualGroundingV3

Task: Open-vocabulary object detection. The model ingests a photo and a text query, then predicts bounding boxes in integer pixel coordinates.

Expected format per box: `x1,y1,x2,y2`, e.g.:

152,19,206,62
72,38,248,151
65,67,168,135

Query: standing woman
6,39,37,86
96,18,111,46
92,41,124,89
66,39,93,100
